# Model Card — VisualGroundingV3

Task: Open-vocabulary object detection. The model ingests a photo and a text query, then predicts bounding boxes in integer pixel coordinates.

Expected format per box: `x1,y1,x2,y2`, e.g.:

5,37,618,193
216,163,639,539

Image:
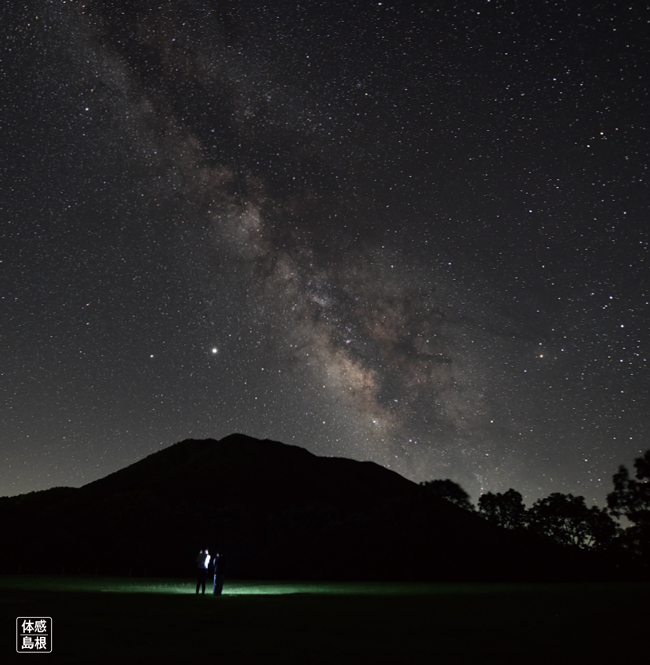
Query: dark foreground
1,577,647,664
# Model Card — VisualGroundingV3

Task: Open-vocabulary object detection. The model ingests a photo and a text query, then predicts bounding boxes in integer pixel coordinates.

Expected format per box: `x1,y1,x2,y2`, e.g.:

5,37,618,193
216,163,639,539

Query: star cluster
2,1,648,504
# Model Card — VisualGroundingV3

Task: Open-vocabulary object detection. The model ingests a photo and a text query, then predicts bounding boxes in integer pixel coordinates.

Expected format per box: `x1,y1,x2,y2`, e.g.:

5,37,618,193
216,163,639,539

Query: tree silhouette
478,489,527,530
527,493,618,550
607,450,650,559
420,479,474,511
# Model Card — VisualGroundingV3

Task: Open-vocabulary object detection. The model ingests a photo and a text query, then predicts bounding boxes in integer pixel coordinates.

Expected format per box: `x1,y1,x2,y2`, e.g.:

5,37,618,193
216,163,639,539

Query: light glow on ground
0,575,602,597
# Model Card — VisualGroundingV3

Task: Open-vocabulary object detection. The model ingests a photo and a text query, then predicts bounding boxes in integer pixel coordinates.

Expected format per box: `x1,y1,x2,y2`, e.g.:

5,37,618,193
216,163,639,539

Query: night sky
2,1,648,504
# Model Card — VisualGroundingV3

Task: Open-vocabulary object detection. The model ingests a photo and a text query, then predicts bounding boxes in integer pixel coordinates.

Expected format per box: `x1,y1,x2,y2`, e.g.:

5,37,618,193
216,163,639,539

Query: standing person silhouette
195,549,210,595
212,552,226,596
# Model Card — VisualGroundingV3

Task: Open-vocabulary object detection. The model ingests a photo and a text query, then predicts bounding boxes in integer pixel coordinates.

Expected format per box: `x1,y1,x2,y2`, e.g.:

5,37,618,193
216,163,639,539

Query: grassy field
1,575,647,663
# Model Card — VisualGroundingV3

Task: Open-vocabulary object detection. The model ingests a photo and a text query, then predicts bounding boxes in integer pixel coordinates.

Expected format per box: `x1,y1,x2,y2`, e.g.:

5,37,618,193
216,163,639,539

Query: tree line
421,450,650,562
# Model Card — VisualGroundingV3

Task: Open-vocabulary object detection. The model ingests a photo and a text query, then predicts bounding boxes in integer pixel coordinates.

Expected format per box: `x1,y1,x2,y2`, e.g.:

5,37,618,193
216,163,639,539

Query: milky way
2,1,648,504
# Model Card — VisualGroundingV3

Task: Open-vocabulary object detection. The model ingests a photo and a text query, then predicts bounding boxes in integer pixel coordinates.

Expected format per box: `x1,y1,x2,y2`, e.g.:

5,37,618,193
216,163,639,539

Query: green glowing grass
0,574,625,596
1,576,646,664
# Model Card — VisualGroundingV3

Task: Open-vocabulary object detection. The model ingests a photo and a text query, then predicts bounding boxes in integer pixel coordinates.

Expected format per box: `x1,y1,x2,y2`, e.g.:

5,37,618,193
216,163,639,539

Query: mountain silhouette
0,434,613,581
81,433,420,511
